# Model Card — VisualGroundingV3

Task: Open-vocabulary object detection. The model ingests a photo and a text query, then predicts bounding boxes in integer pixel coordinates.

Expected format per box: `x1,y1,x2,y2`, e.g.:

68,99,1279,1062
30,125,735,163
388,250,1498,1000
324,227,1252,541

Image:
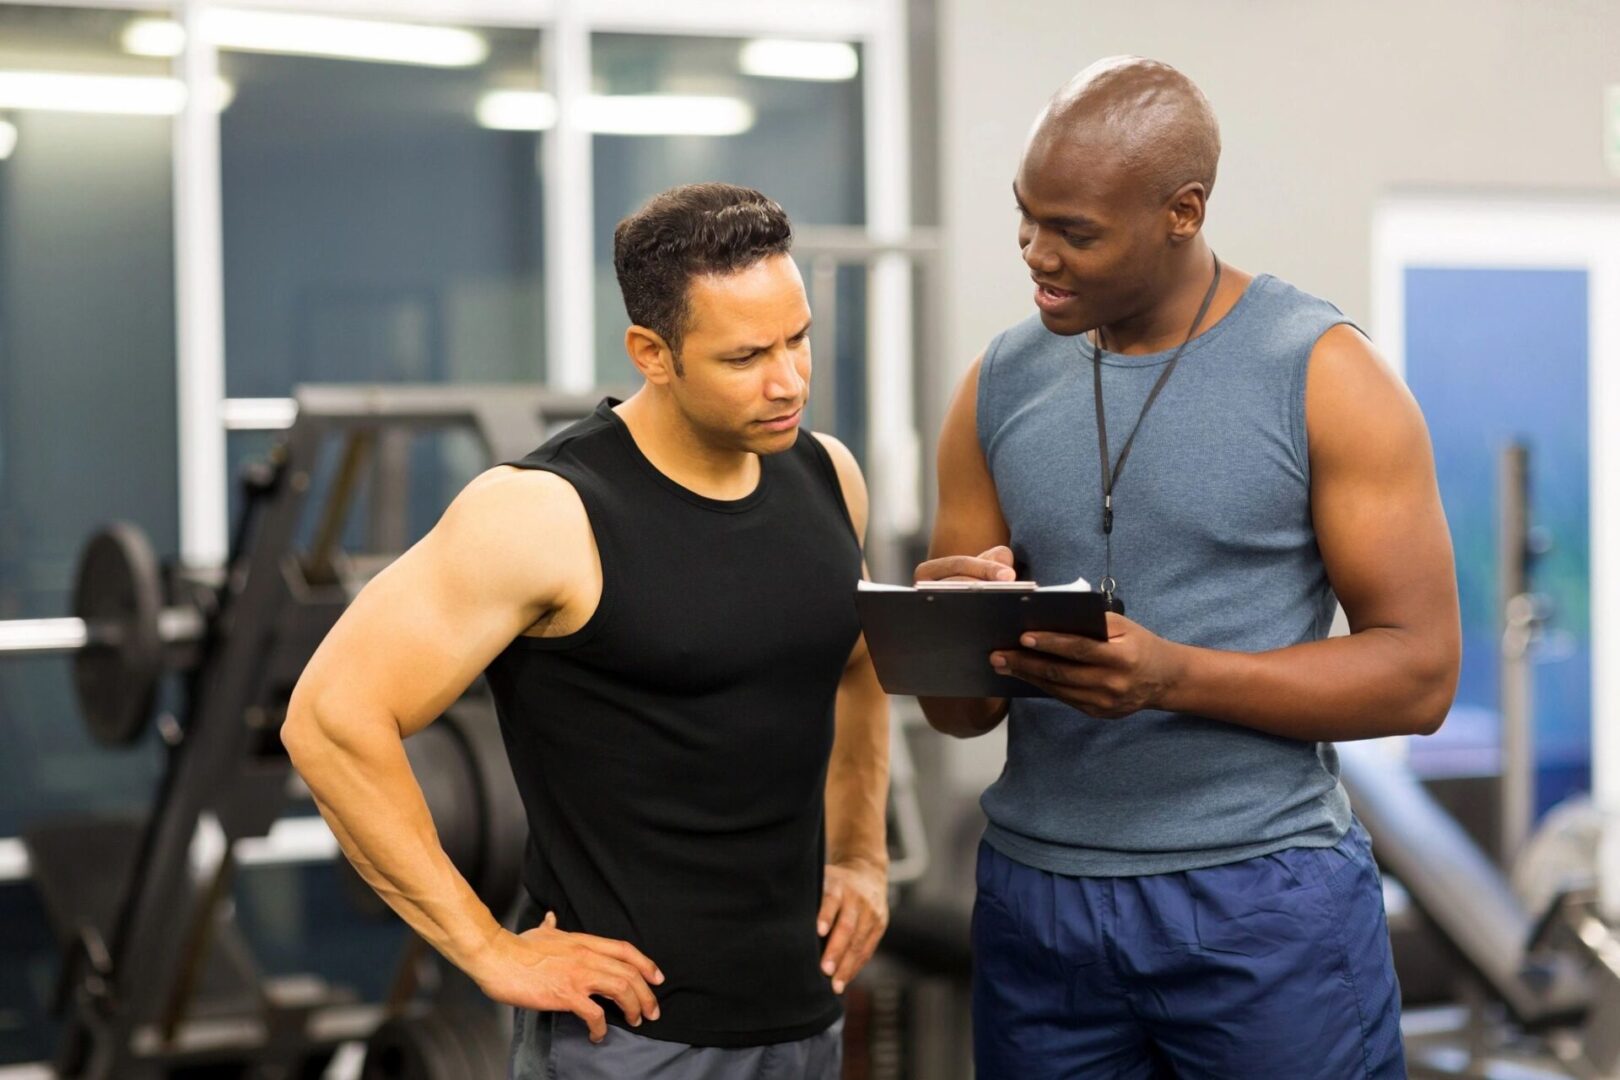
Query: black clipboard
854,584,1114,698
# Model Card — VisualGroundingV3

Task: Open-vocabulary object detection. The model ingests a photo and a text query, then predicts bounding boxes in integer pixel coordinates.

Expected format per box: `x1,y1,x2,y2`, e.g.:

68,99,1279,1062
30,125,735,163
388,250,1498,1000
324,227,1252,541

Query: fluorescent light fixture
221,397,297,431
124,11,488,68
0,119,15,160
474,92,755,137
477,89,557,132
585,95,754,136
123,17,186,58
739,39,859,82
0,71,185,115
0,71,233,115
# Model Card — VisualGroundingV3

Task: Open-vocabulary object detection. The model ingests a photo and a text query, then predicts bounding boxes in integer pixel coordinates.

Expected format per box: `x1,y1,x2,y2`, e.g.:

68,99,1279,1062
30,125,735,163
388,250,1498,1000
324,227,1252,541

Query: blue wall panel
1402,266,1590,813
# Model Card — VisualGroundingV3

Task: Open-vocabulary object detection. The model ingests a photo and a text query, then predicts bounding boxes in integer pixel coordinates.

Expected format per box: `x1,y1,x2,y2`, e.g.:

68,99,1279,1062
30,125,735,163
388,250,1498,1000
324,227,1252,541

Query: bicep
930,356,1010,559
1307,327,1458,639
294,470,581,736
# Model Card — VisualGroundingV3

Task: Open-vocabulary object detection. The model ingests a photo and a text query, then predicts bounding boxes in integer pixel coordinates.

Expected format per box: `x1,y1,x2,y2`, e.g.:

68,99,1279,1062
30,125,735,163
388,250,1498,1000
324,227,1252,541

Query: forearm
282,697,501,970
825,672,891,870
1161,626,1455,741
918,695,1008,739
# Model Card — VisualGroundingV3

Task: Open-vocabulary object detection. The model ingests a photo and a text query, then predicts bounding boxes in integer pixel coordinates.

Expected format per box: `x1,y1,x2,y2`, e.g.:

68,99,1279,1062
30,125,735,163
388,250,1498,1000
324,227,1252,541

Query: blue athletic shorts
971,820,1405,1079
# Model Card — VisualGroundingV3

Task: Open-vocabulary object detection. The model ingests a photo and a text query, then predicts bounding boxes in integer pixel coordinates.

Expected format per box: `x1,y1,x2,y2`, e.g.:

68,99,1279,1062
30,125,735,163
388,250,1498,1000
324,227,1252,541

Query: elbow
1405,645,1461,738
918,697,1005,739
279,681,329,770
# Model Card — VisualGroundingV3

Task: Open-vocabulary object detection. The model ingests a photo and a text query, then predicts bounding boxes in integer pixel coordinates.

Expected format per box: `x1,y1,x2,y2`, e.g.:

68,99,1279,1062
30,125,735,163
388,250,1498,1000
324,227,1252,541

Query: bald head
1030,56,1220,205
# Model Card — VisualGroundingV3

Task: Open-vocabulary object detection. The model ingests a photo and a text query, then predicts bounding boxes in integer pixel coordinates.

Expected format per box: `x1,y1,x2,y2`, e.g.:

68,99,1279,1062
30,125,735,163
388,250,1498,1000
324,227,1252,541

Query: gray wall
938,0,1620,381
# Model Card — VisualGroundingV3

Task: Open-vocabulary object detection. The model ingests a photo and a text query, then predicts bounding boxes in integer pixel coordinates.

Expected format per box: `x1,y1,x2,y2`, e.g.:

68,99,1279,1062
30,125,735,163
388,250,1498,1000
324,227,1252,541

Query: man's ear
1165,181,1207,244
625,325,679,384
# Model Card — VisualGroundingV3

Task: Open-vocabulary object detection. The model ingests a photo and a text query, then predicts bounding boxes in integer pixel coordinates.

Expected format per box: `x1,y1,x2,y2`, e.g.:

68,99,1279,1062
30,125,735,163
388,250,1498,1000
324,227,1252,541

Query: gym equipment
6,385,596,1080
1342,441,1620,1079
0,522,209,746
361,1005,509,1080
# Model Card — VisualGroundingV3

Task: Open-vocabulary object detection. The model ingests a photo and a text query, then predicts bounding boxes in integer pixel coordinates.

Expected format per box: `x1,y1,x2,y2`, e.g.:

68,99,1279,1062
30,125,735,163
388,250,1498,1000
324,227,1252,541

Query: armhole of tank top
802,433,859,542
1293,315,1361,487
976,332,1006,469
499,459,616,652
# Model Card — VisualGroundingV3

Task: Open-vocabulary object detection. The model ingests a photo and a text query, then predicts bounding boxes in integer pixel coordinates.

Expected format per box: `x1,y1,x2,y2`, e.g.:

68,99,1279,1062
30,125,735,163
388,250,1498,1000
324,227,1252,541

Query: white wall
937,0,1620,378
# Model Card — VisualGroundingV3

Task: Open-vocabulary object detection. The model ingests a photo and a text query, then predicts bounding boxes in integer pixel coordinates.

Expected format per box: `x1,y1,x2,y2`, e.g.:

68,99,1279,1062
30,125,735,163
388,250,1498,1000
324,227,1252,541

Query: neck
614,387,762,499
1096,240,1240,355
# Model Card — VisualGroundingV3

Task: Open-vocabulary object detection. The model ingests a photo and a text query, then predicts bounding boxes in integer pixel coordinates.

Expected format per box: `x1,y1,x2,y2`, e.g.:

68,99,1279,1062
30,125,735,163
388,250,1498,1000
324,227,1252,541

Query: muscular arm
281,468,661,1035
998,326,1461,741
915,357,1016,738
813,433,891,992
1161,326,1461,738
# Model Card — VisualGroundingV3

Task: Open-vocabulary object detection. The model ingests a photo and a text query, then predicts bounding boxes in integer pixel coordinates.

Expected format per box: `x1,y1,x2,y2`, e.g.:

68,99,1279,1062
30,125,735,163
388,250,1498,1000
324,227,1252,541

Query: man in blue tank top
918,57,1460,1077
283,184,890,1079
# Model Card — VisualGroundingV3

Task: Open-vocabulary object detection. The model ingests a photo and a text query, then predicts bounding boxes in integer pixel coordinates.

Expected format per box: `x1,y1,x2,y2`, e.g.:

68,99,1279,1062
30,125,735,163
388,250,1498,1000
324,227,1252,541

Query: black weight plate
406,721,483,885
72,523,164,746
360,1014,436,1080
439,1005,508,1078
445,699,527,918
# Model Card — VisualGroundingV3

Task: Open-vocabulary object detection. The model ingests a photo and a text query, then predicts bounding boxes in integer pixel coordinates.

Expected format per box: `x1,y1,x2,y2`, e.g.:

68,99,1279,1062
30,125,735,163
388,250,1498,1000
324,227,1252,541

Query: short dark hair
613,183,794,372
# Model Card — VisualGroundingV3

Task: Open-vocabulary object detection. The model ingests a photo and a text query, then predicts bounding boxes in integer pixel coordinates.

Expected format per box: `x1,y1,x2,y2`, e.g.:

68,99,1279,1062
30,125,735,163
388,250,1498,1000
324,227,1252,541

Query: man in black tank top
283,184,891,1078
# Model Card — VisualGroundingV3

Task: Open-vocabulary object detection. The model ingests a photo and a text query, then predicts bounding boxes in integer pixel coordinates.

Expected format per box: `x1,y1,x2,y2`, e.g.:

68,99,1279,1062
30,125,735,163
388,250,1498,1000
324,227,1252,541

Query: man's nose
1022,228,1061,275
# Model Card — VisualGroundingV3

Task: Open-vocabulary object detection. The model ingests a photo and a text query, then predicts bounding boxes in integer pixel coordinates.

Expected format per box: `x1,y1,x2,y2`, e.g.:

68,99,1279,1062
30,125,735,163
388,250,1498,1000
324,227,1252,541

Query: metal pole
808,256,840,436
1498,442,1535,866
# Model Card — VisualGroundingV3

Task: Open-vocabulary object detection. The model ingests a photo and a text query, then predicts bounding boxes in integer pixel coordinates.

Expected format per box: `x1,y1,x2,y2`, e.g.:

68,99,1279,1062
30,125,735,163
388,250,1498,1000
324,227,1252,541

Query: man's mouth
1033,280,1078,312
757,407,803,430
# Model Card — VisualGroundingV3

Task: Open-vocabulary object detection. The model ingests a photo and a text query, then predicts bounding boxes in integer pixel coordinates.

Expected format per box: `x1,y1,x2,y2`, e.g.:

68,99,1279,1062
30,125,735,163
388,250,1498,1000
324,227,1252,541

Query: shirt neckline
1081,273,1271,369
599,398,772,514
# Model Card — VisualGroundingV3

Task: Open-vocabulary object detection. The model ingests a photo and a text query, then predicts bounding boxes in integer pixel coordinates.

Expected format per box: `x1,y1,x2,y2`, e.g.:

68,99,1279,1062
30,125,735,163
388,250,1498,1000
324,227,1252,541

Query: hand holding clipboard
854,547,1118,698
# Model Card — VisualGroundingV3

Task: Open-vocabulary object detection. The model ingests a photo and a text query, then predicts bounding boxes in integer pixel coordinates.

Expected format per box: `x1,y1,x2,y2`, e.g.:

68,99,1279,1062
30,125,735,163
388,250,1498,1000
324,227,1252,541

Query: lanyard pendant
1102,494,1113,535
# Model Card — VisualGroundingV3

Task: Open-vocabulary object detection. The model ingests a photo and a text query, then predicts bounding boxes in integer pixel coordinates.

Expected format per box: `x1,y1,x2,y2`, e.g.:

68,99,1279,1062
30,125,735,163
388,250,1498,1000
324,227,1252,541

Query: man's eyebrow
723,320,812,355
1012,183,1101,231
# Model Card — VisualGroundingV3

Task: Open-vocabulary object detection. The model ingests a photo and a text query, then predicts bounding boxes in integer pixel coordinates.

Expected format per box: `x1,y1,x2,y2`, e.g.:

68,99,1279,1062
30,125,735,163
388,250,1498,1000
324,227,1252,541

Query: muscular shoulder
1305,324,1430,474
427,466,595,594
811,431,869,542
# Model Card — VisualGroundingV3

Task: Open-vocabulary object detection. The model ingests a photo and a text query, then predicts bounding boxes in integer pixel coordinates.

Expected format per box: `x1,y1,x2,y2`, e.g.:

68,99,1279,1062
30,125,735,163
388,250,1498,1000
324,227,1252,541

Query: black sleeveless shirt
483,399,863,1046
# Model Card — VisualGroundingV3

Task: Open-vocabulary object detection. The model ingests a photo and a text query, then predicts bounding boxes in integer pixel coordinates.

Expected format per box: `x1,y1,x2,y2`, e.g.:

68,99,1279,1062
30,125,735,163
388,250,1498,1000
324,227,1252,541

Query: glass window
588,33,867,429
216,18,548,396
0,4,180,835
215,18,549,544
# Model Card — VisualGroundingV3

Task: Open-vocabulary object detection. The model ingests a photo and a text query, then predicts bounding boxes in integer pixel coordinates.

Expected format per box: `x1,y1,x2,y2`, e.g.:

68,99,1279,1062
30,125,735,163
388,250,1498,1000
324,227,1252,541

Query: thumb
541,911,558,930
982,545,1014,567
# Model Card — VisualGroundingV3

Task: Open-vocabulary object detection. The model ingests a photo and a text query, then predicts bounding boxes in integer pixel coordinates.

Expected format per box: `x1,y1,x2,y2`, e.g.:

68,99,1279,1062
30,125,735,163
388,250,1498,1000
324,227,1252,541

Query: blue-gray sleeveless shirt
977,273,1356,876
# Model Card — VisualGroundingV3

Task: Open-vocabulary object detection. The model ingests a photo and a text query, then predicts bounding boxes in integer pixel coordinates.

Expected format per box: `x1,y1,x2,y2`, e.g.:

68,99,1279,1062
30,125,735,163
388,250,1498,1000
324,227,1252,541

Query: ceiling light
476,89,557,132
474,92,755,137
739,39,858,81
124,10,488,68
583,95,754,136
122,18,186,58
0,71,186,115
0,71,233,115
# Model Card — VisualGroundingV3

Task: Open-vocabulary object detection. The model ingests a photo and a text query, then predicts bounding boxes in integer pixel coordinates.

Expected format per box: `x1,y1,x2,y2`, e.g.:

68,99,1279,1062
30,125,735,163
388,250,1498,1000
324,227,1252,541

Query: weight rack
1,385,596,1080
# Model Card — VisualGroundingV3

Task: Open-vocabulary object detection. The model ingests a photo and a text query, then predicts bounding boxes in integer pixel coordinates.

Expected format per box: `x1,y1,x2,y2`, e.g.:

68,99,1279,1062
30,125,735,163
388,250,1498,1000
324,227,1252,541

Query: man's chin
741,424,801,455
1036,308,1092,337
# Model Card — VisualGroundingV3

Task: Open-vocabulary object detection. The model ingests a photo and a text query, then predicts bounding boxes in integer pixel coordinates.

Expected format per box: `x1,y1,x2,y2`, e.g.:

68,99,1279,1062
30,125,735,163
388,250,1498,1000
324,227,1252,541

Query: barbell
0,522,210,747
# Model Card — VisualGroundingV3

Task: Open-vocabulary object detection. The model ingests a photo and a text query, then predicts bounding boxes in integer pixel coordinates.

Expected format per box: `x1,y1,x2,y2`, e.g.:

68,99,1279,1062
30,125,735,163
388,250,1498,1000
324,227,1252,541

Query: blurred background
2,0,1619,1076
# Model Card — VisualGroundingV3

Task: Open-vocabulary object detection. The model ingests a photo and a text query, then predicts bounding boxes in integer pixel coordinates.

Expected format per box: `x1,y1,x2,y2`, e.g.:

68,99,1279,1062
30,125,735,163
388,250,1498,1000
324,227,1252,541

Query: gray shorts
509,1009,843,1080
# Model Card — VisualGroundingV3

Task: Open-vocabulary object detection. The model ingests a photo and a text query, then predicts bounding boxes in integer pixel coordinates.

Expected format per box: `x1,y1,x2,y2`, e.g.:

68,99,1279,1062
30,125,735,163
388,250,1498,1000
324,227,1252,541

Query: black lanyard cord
1092,253,1223,599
